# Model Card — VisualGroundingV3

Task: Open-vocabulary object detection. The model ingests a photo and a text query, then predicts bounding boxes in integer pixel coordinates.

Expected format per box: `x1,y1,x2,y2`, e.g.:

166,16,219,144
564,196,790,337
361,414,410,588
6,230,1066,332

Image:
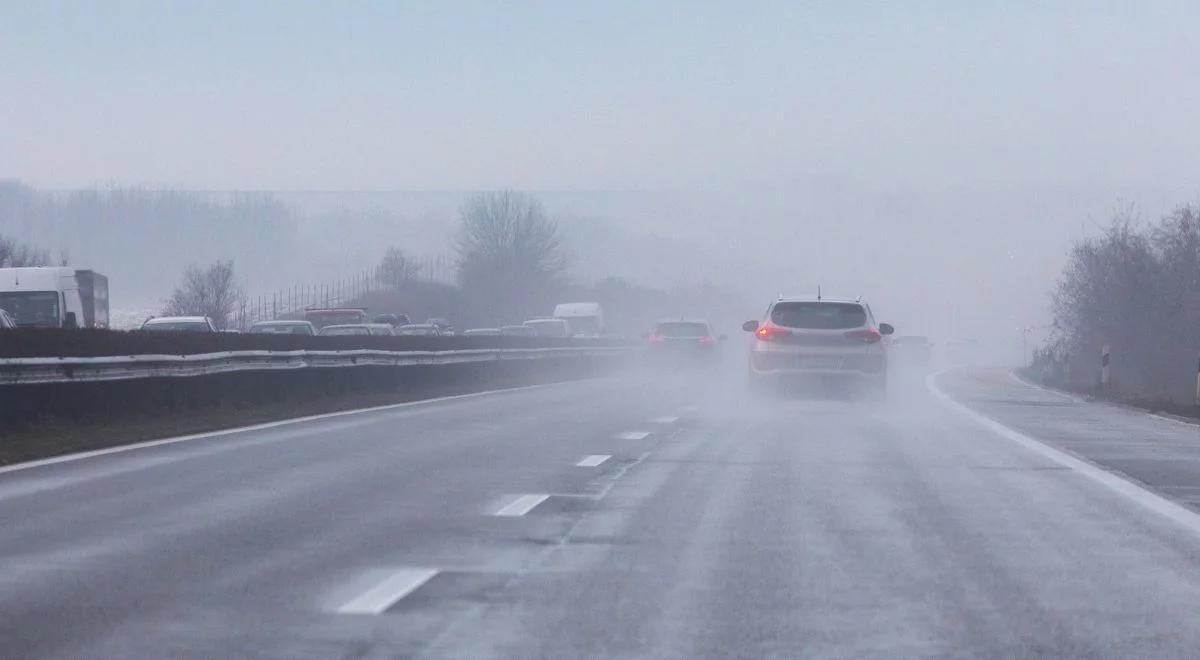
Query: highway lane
4,366,1200,658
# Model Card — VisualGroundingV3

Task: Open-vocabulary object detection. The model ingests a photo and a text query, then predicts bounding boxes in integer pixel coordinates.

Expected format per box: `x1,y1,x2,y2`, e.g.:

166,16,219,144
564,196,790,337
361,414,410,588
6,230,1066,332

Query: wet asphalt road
3,364,1200,658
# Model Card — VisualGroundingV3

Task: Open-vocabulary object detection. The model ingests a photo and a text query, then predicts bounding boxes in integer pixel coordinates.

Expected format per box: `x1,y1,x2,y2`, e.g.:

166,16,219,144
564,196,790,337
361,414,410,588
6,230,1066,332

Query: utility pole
1019,326,1033,368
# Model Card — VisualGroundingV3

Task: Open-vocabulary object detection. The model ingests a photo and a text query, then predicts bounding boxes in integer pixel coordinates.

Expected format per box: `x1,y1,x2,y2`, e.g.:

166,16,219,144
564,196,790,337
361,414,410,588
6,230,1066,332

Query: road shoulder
931,367,1200,515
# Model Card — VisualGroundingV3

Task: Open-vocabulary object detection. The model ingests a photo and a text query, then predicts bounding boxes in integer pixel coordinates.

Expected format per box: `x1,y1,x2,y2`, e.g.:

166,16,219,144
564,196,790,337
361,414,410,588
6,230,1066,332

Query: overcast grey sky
3,1,1198,192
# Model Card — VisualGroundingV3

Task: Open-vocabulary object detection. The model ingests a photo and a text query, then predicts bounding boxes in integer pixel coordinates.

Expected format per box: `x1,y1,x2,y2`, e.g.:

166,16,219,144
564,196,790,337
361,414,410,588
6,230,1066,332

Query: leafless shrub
455,191,567,322
0,234,51,267
376,246,420,289
163,260,243,329
1052,204,1200,396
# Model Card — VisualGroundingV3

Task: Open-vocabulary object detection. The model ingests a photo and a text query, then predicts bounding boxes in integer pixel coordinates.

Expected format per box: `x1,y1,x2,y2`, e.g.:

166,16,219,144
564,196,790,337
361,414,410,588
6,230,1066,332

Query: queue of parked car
1,297,611,343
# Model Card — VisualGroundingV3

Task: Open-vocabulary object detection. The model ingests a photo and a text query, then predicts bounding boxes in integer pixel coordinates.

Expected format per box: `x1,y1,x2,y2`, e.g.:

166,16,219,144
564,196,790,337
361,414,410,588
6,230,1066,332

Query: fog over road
4,365,1200,659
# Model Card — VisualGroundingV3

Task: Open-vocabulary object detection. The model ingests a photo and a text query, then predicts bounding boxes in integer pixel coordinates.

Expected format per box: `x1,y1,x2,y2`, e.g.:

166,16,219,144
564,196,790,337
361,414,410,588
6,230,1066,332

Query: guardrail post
1100,343,1111,390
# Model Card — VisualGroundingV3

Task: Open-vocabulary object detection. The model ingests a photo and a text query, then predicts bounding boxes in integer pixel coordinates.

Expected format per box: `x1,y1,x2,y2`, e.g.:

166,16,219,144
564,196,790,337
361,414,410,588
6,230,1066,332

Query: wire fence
234,255,455,330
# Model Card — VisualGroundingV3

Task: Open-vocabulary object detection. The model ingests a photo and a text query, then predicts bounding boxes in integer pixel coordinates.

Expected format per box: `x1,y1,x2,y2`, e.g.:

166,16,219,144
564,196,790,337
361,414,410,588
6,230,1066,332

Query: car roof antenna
817,285,821,301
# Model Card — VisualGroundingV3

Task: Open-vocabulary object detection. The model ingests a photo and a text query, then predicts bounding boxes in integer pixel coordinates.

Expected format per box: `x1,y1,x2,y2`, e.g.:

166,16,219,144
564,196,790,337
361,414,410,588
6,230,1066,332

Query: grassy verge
1016,367,1200,423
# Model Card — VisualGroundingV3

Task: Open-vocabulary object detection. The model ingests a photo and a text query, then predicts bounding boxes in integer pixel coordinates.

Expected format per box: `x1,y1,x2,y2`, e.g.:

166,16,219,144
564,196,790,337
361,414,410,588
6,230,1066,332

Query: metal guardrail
0,346,625,385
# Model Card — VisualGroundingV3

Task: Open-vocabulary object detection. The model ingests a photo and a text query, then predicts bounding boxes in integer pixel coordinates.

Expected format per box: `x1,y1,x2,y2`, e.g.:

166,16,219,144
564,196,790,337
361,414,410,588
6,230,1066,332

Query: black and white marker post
1101,343,1111,391
1195,352,1200,406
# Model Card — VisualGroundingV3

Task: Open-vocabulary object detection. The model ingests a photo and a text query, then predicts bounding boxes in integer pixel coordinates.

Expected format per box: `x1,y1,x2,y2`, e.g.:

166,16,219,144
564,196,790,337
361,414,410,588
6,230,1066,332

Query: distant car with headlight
523,318,571,338
891,335,933,365
646,319,724,364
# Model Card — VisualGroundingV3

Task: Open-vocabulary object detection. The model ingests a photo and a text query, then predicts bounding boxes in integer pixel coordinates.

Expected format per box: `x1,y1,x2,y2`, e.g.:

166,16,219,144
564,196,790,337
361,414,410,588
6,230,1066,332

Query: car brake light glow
755,324,781,341
648,333,665,343
699,335,714,344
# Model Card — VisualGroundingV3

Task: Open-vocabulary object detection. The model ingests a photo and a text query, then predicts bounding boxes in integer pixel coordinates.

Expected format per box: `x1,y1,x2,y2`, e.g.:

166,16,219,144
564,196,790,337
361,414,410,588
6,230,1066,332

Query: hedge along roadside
0,346,630,428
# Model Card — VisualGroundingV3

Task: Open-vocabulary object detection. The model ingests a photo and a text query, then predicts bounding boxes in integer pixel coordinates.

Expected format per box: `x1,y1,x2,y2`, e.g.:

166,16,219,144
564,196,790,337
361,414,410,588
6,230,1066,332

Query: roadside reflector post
1100,343,1111,391
1194,352,1200,407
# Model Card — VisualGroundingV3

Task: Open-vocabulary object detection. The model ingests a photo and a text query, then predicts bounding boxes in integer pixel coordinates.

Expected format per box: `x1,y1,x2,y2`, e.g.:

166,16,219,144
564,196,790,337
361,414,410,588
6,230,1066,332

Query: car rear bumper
751,351,883,374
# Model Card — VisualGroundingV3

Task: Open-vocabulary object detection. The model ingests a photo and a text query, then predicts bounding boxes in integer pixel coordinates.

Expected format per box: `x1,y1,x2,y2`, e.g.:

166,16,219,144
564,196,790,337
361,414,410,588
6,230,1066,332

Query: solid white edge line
1009,368,1200,429
336,568,438,614
615,431,652,440
927,371,1200,538
650,416,679,424
0,382,562,477
1006,369,1086,403
576,454,611,467
494,494,550,517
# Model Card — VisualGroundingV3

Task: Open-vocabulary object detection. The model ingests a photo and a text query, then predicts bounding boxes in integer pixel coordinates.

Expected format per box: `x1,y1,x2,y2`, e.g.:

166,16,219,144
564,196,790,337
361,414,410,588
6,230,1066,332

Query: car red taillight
699,335,715,345
648,333,665,343
843,328,883,343
755,324,784,341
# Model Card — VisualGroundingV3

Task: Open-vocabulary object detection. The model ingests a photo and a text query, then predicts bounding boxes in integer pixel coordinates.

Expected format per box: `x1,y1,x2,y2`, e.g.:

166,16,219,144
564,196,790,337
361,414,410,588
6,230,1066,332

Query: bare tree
376,246,420,289
1051,203,1200,397
0,234,51,267
163,260,242,329
455,191,567,322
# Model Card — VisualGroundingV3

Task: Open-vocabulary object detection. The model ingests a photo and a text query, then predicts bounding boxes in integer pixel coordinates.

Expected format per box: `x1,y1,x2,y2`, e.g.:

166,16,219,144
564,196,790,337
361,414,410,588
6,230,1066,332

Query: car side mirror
742,320,759,332
63,312,78,329
718,334,728,341
879,323,895,335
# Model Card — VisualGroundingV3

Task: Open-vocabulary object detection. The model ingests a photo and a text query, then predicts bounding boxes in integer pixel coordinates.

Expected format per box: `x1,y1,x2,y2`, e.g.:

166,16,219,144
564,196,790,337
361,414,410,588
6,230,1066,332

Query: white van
0,267,109,328
553,302,605,337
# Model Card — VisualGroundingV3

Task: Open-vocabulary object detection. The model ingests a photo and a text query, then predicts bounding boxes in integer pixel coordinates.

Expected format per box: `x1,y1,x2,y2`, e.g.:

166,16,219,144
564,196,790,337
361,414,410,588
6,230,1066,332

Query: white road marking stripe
494,494,550,517
615,431,651,440
679,405,698,414
0,382,560,477
927,371,1200,539
1010,369,1199,429
1007,369,1084,403
337,568,438,614
576,454,611,467
650,416,679,424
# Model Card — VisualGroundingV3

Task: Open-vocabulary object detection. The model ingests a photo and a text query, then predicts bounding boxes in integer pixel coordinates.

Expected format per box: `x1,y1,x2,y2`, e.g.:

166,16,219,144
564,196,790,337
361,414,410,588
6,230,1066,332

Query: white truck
553,302,605,338
0,267,109,328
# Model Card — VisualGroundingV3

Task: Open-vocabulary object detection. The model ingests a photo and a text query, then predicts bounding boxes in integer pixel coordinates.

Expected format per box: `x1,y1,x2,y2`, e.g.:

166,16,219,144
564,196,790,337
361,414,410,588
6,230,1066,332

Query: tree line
1043,203,1200,399
7,188,737,334
154,191,568,329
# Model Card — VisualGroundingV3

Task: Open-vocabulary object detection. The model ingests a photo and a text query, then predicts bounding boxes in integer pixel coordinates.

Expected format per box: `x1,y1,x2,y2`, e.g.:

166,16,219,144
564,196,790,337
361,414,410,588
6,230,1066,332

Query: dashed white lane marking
576,454,611,467
927,372,1200,539
337,568,438,614
494,494,550,517
615,431,652,440
650,416,679,424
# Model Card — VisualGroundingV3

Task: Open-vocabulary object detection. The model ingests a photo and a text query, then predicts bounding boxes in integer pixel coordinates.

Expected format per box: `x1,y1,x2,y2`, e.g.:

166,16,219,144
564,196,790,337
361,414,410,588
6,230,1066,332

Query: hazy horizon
4,1,1200,361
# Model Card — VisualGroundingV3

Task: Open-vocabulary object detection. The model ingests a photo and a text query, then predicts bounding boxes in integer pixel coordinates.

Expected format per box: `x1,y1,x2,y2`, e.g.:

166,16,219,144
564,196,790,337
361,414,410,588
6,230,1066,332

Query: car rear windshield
320,327,369,336
143,322,210,332
770,302,867,329
305,311,365,327
655,322,709,337
251,324,311,335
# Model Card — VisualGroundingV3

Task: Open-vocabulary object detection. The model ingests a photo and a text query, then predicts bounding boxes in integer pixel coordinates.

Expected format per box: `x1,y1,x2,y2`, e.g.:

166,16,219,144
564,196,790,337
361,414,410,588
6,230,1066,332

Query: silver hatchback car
742,297,894,397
